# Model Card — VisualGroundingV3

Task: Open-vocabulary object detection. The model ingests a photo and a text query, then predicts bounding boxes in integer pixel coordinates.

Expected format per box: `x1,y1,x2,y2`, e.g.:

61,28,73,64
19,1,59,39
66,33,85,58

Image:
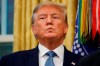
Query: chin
44,34,57,39
45,36,56,38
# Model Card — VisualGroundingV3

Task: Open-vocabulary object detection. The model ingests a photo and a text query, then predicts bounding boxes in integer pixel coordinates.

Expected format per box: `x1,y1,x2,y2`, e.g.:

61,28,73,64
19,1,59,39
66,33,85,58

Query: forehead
36,5,63,15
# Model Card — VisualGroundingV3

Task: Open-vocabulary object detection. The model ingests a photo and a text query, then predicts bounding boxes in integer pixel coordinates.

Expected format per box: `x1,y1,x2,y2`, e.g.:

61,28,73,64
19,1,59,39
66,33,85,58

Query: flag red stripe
98,0,100,34
92,0,97,40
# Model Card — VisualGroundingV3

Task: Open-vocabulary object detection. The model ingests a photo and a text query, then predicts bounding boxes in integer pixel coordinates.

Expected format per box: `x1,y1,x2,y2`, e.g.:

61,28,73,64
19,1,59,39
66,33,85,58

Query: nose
46,15,53,25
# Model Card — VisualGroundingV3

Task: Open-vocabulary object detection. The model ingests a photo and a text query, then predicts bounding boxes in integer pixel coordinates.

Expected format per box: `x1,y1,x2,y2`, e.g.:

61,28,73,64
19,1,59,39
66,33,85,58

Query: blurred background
0,0,14,57
0,0,100,58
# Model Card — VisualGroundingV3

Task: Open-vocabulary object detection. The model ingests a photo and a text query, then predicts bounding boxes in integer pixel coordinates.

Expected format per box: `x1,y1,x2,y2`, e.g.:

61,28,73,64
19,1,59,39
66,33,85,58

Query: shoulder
0,47,39,66
2,47,37,59
0,47,38,63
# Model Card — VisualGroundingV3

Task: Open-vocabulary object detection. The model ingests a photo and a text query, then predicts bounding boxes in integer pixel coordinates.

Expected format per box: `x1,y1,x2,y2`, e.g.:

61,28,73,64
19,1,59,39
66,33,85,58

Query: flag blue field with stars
72,23,88,56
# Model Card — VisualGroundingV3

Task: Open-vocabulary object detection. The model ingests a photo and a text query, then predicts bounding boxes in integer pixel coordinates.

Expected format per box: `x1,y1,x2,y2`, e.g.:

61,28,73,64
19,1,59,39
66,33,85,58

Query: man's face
32,6,67,40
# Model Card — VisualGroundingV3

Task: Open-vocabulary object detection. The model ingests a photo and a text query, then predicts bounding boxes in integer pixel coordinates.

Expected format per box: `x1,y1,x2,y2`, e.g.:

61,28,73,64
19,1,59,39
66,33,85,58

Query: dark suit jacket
77,49,100,66
0,46,82,66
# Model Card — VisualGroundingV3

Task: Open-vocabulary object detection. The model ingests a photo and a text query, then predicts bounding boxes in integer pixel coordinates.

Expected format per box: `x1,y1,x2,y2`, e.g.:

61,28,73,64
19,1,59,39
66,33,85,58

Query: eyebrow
37,14,47,17
52,13,58,15
38,13,60,16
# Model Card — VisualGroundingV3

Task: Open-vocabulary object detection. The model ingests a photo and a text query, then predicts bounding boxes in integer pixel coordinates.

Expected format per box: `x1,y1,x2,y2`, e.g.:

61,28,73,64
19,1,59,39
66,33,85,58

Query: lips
46,28,54,32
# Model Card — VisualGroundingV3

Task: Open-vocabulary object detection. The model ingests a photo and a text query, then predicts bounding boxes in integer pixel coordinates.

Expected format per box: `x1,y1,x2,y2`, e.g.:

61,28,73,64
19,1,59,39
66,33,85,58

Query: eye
38,15,47,22
39,16,46,20
53,16,59,19
52,15,60,19
40,17,45,19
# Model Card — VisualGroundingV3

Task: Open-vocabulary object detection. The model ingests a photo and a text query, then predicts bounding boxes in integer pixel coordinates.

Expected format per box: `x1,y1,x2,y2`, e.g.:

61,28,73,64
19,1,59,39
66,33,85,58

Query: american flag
72,25,88,56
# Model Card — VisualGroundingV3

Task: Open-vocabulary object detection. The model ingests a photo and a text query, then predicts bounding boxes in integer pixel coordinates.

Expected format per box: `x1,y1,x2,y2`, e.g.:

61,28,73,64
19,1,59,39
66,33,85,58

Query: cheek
56,24,67,32
36,24,45,33
36,21,45,27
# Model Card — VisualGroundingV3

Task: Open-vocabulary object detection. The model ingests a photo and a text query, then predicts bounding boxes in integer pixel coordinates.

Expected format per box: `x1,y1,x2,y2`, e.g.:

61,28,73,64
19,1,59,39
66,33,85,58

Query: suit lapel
63,46,71,66
63,46,76,66
25,46,39,66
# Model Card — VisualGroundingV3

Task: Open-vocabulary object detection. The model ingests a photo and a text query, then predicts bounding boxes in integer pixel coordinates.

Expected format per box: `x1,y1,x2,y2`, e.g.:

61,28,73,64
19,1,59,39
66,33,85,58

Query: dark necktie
45,51,57,66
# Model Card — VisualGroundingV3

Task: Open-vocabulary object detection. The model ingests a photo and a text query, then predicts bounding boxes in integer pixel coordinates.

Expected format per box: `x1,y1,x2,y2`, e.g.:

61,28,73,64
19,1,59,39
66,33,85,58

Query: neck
39,38,64,50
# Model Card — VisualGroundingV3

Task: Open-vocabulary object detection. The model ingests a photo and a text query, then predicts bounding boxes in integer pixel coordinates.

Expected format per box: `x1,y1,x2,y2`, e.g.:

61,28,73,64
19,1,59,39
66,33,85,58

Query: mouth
46,28,54,32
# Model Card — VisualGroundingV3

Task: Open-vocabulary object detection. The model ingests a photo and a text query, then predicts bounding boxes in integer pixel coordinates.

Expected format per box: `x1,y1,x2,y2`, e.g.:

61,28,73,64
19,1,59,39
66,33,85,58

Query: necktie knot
46,51,57,57
45,51,57,66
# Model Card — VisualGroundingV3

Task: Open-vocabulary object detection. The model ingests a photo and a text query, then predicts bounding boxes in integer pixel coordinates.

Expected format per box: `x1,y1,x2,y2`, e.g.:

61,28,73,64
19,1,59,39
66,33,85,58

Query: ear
32,24,38,39
32,24,37,35
64,25,68,34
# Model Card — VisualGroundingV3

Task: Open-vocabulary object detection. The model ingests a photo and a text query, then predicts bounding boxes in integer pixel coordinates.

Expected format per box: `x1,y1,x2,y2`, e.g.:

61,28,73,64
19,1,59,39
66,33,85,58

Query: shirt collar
39,44,49,58
38,43,64,61
53,44,64,61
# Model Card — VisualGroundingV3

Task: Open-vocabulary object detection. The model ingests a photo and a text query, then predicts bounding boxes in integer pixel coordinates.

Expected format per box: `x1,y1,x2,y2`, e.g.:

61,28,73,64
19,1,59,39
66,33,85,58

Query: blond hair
32,1,67,25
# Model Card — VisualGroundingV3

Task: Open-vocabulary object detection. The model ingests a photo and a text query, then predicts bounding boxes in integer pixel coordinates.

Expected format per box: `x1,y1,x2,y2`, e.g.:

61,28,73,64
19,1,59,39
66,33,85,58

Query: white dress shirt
38,43,64,66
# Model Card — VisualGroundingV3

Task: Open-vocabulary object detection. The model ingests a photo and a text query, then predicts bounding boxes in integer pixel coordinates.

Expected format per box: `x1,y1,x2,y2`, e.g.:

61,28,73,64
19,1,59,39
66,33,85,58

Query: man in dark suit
0,1,82,66
77,49,100,66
